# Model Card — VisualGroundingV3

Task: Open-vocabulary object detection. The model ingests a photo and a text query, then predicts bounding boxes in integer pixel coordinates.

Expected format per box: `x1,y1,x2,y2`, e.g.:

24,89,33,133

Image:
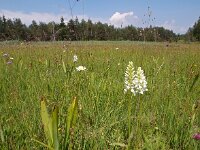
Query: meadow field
0,41,200,149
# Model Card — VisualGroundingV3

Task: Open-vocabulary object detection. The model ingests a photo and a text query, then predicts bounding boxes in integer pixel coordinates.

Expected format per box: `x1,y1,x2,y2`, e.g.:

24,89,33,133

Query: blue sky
0,0,200,34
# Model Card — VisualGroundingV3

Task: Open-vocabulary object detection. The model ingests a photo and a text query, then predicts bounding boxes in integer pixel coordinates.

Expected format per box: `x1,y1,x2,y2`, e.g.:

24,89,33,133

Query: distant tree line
184,17,200,42
0,15,200,42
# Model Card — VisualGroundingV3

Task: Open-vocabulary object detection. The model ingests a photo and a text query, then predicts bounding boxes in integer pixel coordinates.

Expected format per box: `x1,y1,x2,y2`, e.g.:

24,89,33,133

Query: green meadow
0,41,200,149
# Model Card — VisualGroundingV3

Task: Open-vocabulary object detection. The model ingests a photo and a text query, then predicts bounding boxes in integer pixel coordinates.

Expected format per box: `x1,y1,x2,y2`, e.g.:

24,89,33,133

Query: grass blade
62,60,66,73
189,74,199,92
0,123,5,143
31,138,54,150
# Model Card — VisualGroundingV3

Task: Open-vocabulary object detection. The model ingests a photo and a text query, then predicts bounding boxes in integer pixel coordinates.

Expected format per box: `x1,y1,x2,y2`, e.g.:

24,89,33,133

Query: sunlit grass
0,41,200,149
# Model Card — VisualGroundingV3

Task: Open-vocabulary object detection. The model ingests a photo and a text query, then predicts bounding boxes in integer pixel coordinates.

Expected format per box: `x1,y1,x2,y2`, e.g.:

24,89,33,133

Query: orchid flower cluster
124,61,148,95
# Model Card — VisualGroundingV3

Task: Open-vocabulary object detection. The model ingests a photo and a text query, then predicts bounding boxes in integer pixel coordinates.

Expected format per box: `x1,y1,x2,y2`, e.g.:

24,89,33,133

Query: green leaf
65,97,78,147
52,105,59,150
40,97,53,147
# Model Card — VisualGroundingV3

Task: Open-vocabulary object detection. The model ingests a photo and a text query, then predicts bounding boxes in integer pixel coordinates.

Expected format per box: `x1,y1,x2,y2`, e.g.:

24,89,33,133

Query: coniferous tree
0,15,183,42
193,17,200,41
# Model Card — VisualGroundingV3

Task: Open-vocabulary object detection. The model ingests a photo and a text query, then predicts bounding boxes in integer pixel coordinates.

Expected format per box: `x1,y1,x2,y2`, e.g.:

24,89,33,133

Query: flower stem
127,94,132,150
136,95,141,147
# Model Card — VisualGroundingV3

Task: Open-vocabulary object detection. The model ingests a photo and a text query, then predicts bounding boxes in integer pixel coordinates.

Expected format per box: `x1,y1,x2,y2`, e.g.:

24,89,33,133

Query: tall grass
0,41,200,149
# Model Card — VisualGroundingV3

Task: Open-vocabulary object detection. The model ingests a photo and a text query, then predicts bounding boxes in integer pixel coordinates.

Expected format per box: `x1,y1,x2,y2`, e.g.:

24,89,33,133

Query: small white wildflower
10,57,14,60
7,61,12,65
73,55,78,62
3,53,8,57
76,66,86,71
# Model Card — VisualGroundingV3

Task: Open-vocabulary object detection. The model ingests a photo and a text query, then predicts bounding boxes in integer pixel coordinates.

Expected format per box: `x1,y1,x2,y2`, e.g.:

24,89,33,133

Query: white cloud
160,19,187,34
0,9,108,26
0,9,189,34
179,27,188,33
0,9,66,25
162,20,176,31
109,11,138,27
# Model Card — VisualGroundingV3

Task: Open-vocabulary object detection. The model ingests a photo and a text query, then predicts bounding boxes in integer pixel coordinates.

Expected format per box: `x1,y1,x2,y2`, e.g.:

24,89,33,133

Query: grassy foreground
0,41,200,149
